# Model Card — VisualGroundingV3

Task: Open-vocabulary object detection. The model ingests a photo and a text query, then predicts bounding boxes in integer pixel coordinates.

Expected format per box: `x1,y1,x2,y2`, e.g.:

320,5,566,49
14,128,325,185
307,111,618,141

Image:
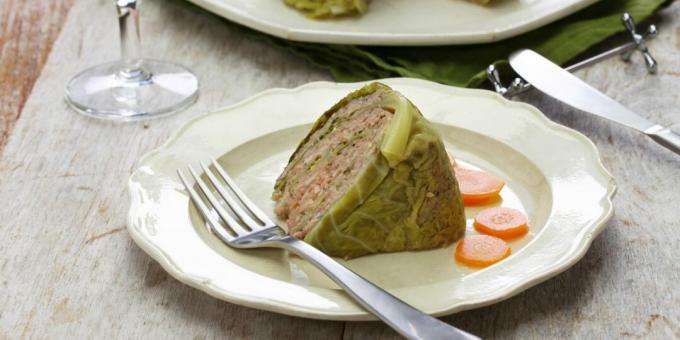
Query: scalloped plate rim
127,78,616,320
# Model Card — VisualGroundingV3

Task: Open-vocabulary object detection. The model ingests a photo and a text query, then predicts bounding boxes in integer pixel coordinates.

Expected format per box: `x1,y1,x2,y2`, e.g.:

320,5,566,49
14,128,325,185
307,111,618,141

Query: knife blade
509,49,680,156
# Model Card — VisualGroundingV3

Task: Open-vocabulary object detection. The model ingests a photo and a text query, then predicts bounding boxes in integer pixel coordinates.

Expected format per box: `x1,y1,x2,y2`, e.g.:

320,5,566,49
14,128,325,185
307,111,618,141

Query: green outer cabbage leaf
275,83,466,258
283,0,369,18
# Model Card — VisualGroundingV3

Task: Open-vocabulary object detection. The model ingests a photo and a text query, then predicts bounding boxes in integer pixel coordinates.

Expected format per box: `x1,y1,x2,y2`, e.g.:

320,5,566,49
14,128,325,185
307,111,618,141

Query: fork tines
177,159,275,242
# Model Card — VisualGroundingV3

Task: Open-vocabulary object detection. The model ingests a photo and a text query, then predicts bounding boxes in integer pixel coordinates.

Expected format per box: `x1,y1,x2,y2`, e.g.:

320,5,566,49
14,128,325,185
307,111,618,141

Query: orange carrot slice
454,168,505,206
447,152,457,168
455,235,511,268
474,207,529,240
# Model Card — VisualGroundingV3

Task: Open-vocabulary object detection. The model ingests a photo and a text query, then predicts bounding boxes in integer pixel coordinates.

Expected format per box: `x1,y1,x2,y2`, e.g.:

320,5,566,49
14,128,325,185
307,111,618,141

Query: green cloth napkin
237,0,669,88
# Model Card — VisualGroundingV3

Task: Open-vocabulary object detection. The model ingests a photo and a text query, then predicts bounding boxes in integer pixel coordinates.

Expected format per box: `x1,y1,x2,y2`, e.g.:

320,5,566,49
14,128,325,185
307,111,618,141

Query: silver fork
177,159,480,340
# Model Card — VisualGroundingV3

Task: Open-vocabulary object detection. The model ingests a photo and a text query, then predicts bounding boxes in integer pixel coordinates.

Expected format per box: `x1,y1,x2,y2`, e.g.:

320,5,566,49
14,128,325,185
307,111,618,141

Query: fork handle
278,236,479,340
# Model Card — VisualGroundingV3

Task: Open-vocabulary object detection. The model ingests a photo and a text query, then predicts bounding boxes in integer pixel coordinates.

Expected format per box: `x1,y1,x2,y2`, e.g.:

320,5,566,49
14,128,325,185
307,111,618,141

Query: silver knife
509,49,680,156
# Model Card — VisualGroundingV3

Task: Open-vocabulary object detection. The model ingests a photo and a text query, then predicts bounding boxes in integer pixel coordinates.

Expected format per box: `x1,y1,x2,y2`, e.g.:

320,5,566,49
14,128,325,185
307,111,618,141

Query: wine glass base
65,59,199,121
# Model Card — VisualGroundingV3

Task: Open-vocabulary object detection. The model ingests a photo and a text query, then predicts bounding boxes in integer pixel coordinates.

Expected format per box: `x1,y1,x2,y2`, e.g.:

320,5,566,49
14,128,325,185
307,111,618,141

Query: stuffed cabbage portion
283,0,494,19
284,0,369,18
273,83,465,258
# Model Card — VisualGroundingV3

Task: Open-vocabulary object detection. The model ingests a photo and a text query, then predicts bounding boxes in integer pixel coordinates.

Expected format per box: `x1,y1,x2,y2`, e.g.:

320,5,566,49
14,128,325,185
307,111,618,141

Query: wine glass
65,0,199,121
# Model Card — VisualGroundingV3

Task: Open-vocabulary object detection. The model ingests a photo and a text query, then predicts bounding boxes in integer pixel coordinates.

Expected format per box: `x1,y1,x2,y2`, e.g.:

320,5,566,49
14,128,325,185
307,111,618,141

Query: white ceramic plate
127,78,615,320
187,0,598,46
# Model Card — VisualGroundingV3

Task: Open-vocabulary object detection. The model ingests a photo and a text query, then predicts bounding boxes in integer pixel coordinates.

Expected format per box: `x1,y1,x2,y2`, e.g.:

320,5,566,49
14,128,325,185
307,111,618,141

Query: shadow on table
125,223,612,340
126,217,614,340
342,223,614,340
126,243,343,339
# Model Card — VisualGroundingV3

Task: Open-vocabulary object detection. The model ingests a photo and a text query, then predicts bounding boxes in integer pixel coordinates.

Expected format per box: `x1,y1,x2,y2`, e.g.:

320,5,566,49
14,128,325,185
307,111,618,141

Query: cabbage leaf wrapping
283,0,369,18
274,83,466,258
283,0,493,19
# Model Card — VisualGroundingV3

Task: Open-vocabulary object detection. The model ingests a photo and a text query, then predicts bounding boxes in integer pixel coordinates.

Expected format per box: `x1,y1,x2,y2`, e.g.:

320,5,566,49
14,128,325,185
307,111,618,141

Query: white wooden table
1,0,679,338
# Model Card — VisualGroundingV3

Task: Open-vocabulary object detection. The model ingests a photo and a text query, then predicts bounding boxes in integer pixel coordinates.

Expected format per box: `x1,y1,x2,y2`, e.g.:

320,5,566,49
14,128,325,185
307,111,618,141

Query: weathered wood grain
0,0,74,154
0,0,679,339
0,0,338,339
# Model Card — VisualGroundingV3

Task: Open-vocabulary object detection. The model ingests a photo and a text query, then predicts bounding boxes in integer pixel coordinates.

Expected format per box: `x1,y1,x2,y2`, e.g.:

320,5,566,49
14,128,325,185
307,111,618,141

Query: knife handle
645,125,680,156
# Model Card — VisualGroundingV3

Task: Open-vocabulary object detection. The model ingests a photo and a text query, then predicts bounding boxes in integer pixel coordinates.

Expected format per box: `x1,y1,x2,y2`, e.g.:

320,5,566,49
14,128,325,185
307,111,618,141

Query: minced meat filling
274,96,394,238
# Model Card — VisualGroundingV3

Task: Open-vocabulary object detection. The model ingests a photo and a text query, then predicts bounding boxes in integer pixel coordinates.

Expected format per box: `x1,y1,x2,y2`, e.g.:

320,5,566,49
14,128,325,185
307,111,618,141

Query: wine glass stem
116,0,148,81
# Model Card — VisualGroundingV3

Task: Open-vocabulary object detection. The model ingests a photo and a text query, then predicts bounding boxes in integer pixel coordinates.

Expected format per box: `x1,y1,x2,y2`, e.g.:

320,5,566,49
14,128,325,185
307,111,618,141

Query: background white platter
186,0,598,45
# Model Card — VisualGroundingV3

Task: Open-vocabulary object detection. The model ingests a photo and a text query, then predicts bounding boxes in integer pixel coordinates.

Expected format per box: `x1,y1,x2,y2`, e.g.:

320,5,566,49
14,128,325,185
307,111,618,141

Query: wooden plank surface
0,0,679,339
0,1,339,339
0,0,74,154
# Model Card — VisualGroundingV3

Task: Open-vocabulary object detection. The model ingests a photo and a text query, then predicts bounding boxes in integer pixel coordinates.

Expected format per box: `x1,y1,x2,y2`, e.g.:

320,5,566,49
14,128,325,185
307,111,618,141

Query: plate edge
126,77,617,320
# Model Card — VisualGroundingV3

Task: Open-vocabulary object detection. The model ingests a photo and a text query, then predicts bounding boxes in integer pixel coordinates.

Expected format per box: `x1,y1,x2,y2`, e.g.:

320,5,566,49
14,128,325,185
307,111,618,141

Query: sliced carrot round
447,152,458,168
474,207,529,240
455,235,511,268
454,168,505,206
